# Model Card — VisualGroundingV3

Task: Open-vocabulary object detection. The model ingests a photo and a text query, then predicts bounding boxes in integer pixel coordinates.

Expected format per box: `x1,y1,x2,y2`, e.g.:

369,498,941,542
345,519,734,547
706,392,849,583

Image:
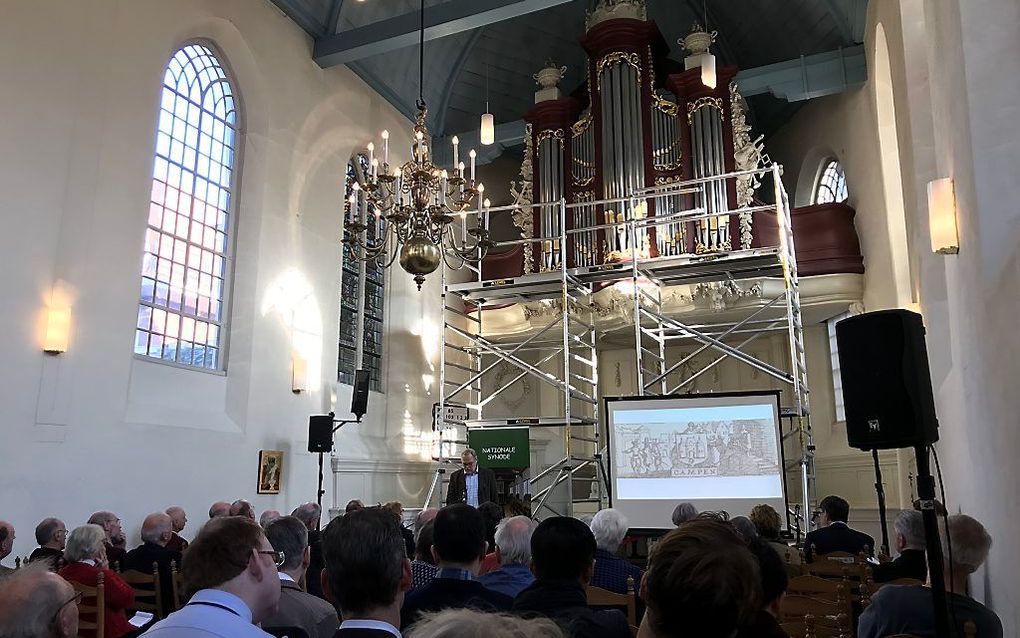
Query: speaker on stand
835,309,950,638
308,370,370,510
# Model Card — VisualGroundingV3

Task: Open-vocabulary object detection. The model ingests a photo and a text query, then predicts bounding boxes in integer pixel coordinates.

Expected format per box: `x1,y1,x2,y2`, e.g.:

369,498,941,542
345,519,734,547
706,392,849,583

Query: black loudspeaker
351,369,370,420
835,309,939,450
308,415,334,453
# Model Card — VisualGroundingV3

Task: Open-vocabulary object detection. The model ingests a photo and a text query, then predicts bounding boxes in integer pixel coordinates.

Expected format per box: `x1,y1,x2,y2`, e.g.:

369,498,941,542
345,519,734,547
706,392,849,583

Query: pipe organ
518,1,765,271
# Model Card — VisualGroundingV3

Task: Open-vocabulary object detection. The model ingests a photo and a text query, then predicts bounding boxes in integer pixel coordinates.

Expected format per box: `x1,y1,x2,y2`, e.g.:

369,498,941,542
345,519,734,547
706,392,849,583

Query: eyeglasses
255,550,285,567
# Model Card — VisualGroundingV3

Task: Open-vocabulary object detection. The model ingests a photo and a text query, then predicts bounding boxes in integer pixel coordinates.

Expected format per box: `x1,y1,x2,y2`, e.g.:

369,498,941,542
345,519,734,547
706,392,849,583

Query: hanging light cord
417,0,425,109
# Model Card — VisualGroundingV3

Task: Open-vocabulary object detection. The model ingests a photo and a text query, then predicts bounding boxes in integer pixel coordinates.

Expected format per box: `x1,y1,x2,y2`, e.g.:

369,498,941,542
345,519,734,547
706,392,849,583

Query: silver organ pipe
651,98,682,256
599,61,645,257
571,117,596,266
690,102,729,251
538,134,564,269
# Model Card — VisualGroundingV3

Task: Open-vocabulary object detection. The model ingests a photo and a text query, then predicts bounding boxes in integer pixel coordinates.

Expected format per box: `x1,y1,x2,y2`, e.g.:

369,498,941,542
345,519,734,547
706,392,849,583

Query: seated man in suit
859,514,1002,638
262,516,339,638
513,516,630,638
445,449,498,507
88,511,128,567
123,512,183,615
0,521,15,575
401,504,512,627
30,517,66,569
0,562,80,638
872,510,927,583
637,519,759,638
292,502,326,599
589,508,643,594
321,506,412,637
165,507,189,553
804,495,874,561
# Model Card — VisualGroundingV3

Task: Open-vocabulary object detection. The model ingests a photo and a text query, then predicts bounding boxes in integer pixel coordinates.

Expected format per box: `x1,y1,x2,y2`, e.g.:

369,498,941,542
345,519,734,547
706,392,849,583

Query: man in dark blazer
262,516,339,638
123,512,182,616
445,448,498,507
804,495,875,561
321,507,412,637
872,510,927,583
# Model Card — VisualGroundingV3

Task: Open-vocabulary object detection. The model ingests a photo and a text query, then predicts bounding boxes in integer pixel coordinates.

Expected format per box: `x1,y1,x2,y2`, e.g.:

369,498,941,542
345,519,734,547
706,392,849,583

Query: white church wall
0,0,437,561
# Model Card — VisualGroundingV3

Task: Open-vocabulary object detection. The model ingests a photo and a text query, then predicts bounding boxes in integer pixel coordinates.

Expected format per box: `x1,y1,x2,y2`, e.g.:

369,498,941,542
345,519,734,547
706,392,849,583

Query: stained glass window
134,44,239,371
813,159,849,204
339,154,385,392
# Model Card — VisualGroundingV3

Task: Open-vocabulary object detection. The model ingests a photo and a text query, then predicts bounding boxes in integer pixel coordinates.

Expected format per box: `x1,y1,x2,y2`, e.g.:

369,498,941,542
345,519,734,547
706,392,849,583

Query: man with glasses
88,511,128,567
0,563,80,638
30,518,67,570
141,516,282,637
262,516,339,638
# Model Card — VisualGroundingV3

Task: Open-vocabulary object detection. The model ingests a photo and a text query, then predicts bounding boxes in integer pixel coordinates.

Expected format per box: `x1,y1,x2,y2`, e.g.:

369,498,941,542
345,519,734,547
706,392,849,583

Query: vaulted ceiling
270,0,867,155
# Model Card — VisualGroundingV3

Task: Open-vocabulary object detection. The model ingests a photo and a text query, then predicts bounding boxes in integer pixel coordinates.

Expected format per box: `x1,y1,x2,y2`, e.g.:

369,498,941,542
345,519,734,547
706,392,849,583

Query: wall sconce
291,353,307,394
43,306,71,354
699,52,717,89
928,177,959,254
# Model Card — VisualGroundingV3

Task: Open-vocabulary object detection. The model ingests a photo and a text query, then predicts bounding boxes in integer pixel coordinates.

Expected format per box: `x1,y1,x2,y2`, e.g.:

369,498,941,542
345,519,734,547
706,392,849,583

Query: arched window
813,159,848,204
338,154,385,392
134,44,240,371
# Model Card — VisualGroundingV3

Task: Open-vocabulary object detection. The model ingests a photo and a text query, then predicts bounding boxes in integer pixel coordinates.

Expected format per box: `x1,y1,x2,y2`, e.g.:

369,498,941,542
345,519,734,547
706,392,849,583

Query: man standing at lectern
446,448,498,507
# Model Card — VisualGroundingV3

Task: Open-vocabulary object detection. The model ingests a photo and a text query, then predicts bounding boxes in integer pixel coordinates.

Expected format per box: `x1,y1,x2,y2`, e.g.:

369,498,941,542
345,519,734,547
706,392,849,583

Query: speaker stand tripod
914,445,952,638
316,412,360,510
872,449,891,556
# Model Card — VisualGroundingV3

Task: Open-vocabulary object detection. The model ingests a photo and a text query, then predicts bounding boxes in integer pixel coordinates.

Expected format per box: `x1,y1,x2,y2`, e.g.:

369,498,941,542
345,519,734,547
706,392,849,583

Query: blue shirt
435,567,474,581
141,589,273,638
465,472,479,507
478,563,535,598
591,548,643,595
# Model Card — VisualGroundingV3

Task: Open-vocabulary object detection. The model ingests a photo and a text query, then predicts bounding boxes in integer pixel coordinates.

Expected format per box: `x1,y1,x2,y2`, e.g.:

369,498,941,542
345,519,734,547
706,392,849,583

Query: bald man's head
209,501,231,519
141,513,174,546
0,564,79,638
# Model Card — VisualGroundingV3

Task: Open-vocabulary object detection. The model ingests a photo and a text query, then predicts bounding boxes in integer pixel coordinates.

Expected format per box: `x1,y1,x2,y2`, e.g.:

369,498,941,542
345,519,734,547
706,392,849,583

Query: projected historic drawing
616,419,779,478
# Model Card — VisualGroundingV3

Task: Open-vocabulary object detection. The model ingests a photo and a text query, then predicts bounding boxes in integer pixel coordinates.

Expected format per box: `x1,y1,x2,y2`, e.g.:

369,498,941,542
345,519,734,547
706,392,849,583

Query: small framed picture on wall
258,450,284,494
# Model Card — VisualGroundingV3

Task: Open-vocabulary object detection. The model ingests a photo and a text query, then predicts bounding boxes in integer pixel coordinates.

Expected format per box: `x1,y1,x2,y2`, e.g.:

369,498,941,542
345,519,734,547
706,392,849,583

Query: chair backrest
780,612,850,638
71,570,106,638
170,560,185,611
119,561,164,619
586,575,637,626
787,575,853,617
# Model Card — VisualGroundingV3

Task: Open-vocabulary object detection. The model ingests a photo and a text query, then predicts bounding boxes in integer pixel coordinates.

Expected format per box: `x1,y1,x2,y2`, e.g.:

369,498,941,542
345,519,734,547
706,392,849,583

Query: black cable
931,444,960,634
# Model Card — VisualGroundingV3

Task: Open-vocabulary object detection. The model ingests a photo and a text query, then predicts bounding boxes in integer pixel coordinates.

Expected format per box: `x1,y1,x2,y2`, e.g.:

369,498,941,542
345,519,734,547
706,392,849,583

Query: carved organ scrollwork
651,96,681,172
571,114,595,187
510,123,535,273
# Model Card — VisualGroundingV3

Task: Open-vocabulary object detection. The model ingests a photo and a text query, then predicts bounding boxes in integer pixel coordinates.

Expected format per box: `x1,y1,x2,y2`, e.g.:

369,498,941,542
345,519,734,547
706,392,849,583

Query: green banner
467,427,530,469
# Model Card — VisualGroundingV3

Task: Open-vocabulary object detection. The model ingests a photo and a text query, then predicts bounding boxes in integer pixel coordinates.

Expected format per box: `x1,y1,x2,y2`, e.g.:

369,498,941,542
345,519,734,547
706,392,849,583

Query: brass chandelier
343,0,493,290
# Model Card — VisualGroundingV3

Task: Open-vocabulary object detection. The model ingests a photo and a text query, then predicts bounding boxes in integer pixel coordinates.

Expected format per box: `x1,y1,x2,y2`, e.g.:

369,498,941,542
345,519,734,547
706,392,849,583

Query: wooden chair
780,594,851,638
787,575,853,618
781,613,851,638
119,561,164,619
170,560,185,611
586,575,637,626
71,570,106,638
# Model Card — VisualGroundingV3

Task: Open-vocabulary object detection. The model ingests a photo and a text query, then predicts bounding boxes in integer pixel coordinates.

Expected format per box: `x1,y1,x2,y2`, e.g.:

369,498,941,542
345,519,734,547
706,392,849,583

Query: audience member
858,514,1002,638
142,516,281,637
513,516,630,638
124,512,183,615
736,537,790,638
0,563,79,638
87,511,128,567
589,508,642,594
871,509,927,583
476,502,504,574
259,510,281,529
445,449,498,507
670,502,698,526
164,506,189,554
401,504,511,627
208,501,231,519
413,509,438,540
320,507,411,637
59,524,135,638
730,516,759,543
749,504,800,569
230,499,256,521
291,502,325,598
637,519,759,638
0,521,13,574
346,500,366,514
384,501,416,559
406,609,563,638
411,522,438,590
804,495,874,560
477,516,536,598
29,518,66,570
262,516,339,638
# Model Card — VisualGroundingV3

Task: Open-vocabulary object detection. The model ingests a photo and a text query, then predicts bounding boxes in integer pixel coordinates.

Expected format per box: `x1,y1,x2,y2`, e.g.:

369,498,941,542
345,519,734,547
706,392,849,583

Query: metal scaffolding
424,164,814,523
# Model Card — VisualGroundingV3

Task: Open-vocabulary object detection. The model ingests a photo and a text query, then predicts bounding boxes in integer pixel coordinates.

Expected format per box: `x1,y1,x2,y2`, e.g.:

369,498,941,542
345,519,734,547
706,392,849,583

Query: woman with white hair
588,508,643,594
407,608,563,638
671,502,698,526
58,524,135,638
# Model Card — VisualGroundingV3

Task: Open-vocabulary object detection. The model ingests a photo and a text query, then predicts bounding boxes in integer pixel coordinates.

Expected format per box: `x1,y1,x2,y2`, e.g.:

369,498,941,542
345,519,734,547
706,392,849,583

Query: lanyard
186,601,242,617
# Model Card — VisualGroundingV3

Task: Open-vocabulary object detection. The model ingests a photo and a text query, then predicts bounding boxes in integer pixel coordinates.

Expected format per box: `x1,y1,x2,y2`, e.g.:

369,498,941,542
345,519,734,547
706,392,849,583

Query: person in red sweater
59,523,136,638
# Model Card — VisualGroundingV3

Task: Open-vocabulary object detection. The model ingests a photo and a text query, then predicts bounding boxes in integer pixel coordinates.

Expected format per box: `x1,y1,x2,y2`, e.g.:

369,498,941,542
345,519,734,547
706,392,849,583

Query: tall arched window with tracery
134,43,241,371
339,154,385,392
813,158,849,204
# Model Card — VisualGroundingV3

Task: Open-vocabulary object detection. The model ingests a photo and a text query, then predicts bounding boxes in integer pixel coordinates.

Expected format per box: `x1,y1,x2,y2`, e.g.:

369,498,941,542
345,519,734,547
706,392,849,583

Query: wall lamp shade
700,53,717,89
480,112,495,145
43,306,70,354
928,177,959,254
291,353,307,393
